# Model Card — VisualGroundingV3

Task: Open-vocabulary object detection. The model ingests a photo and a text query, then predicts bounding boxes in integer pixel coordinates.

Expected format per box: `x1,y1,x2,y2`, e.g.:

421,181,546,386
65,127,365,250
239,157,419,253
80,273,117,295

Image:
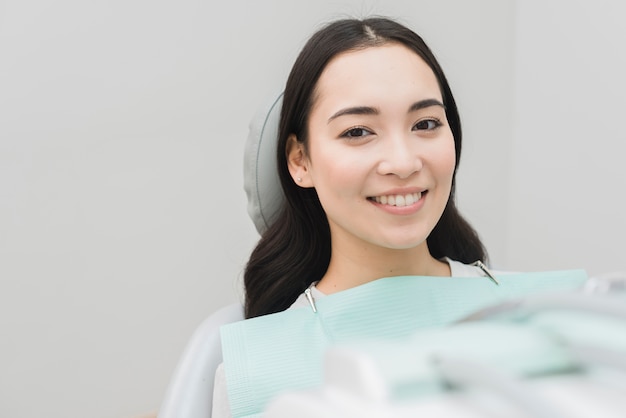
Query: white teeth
373,192,422,207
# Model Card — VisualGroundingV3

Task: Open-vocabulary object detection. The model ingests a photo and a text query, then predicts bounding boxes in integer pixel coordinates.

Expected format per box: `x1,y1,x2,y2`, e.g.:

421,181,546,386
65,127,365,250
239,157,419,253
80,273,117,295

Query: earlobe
286,134,313,187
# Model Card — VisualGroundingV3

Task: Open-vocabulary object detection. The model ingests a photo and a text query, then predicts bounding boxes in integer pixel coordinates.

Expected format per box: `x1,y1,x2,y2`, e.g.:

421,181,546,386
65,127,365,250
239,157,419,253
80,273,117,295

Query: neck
316,236,450,295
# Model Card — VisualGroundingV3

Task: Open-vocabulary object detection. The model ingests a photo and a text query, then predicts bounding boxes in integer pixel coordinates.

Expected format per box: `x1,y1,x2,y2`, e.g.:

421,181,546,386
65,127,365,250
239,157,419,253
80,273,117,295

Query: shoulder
289,284,324,310
444,257,512,278
446,258,483,277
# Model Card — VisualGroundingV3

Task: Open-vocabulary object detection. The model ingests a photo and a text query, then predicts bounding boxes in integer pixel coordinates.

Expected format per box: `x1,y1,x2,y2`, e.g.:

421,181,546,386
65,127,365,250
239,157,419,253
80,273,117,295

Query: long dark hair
244,17,487,319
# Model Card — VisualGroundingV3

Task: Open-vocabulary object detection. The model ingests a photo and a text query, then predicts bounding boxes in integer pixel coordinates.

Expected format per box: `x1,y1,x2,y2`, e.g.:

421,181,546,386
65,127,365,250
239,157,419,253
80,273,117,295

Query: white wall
0,1,515,417
509,0,626,275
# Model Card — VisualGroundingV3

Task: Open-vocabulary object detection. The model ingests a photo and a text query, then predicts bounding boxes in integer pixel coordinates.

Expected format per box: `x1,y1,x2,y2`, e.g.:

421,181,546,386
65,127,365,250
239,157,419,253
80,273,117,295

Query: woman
244,16,488,319
212,16,492,417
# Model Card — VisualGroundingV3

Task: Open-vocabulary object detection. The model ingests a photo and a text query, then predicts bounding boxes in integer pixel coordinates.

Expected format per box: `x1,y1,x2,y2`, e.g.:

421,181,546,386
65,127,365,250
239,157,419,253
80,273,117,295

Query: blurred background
1,0,624,417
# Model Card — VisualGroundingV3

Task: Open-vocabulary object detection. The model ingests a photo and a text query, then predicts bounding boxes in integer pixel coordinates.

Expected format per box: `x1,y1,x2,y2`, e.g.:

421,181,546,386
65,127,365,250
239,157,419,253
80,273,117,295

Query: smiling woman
245,17,487,318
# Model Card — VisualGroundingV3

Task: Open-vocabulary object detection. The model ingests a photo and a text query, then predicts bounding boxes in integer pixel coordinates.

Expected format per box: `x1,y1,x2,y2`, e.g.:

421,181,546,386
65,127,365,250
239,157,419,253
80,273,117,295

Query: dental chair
157,303,243,418
157,93,284,418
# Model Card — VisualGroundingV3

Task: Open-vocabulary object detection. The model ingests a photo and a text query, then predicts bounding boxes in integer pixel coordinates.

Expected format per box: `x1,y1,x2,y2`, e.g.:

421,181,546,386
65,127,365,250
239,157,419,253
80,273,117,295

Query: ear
286,134,314,188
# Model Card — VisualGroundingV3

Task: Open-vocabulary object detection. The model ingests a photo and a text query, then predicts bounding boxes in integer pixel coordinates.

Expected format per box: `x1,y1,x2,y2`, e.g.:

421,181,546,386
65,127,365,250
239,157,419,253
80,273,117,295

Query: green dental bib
220,270,588,417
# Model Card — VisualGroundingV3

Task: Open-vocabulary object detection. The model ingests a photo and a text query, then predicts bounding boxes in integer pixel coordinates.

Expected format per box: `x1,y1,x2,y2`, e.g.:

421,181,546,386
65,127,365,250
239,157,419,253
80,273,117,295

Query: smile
368,191,424,207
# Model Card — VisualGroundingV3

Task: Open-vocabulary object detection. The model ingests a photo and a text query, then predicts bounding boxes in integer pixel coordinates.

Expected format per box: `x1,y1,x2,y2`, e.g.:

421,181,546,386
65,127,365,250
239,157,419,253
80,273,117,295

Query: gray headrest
243,93,285,235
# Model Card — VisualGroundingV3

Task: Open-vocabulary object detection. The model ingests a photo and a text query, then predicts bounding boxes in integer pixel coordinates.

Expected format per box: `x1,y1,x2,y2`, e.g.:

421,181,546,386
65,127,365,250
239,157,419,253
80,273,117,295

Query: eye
413,118,442,131
340,126,374,139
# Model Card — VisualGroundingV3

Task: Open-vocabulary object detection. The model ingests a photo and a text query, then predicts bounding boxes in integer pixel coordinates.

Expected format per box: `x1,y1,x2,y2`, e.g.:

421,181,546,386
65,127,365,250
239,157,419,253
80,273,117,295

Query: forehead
312,43,442,111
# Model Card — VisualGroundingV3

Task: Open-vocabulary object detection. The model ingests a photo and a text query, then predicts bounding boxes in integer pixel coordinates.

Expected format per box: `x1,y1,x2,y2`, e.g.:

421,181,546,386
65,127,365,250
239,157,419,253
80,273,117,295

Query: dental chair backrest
243,93,284,235
157,303,243,418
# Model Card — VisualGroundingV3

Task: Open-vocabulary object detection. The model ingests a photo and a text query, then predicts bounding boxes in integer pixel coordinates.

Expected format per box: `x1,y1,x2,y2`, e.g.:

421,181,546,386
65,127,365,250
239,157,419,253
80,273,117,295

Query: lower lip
368,192,427,215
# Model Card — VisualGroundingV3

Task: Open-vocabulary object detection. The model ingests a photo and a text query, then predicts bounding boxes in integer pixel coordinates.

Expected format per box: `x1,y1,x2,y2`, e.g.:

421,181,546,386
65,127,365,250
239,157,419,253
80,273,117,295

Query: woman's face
292,43,456,253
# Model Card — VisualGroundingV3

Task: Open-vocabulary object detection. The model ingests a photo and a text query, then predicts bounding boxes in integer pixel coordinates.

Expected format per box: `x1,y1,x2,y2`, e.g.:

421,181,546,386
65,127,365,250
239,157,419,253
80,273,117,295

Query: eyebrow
327,98,445,124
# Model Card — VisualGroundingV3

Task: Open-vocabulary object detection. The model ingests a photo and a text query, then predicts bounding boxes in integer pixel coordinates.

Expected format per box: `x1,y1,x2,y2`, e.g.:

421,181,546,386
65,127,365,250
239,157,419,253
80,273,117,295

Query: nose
376,134,423,179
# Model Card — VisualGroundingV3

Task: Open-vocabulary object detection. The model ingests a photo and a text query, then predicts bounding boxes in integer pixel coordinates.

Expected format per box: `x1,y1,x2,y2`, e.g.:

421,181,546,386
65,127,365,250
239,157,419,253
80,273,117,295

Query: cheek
307,142,364,190
436,138,457,182
311,156,363,202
